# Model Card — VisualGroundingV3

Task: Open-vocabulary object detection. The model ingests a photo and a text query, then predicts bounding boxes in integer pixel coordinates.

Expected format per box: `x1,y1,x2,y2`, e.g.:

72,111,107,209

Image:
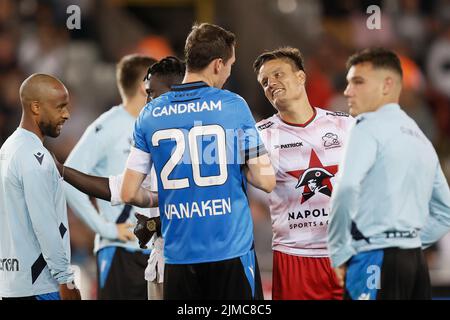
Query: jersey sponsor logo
384,230,418,239
164,197,231,220
356,117,365,125
95,124,103,133
274,141,304,149
152,100,222,117
0,258,19,272
326,111,349,117
257,121,274,131
34,152,45,165
287,150,338,204
322,132,341,149
288,208,328,220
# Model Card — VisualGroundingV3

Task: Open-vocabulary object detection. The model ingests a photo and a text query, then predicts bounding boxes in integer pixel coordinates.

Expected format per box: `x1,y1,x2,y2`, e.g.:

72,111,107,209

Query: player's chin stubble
39,119,60,138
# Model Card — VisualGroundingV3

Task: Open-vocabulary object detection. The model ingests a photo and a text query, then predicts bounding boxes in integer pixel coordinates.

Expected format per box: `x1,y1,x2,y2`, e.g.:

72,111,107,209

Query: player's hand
116,223,135,242
134,213,161,249
59,283,81,300
334,265,347,288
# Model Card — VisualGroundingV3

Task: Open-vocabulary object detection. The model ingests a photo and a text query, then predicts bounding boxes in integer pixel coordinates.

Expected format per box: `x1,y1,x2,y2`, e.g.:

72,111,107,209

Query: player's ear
138,81,147,97
213,58,222,75
30,101,40,116
382,76,394,95
296,70,306,86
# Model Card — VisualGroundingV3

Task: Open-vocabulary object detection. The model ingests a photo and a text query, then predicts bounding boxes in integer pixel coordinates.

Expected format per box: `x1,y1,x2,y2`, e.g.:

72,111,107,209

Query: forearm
63,166,111,201
125,188,158,208
245,154,276,193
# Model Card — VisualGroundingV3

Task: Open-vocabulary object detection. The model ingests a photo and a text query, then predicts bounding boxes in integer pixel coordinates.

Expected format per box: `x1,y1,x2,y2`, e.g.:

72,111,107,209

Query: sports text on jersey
152,100,222,117
164,197,231,220
288,208,329,230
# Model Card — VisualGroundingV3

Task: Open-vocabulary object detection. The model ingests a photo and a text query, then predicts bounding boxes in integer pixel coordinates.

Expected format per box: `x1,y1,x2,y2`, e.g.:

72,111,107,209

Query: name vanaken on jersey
164,197,232,220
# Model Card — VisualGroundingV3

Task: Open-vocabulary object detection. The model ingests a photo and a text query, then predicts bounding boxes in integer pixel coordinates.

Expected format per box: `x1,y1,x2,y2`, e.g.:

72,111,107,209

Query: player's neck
183,72,214,87
123,96,146,118
278,98,315,125
19,114,44,142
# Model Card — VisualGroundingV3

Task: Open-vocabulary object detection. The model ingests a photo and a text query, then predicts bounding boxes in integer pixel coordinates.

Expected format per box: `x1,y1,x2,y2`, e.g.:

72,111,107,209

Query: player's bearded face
38,91,70,138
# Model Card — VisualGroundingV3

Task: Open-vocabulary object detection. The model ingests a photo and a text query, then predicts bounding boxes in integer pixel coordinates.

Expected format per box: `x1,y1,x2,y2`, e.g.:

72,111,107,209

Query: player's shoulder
319,108,351,119
354,113,383,136
16,142,53,172
256,114,278,131
219,89,248,105
3,131,55,177
317,107,355,127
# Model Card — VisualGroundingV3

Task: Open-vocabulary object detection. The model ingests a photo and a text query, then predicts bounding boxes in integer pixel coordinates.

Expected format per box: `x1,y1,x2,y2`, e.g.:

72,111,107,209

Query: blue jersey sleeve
235,97,267,162
133,110,151,153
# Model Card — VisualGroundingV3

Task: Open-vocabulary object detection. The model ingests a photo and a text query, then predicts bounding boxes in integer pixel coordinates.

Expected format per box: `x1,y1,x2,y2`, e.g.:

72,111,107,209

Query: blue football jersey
133,81,266,264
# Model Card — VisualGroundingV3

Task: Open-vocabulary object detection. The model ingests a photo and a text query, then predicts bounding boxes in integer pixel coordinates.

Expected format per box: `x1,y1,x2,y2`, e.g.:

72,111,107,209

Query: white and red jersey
256,107,355,257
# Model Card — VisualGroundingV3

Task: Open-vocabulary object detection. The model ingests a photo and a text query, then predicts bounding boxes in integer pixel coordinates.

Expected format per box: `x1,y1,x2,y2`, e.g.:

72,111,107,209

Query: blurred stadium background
1,0,450,299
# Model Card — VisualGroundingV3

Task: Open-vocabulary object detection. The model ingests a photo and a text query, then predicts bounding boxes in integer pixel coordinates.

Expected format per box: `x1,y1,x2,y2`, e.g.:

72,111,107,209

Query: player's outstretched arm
245,153,276,193
63,166,111,201
121,168,158,208
53,154,134,242
52,152,111,201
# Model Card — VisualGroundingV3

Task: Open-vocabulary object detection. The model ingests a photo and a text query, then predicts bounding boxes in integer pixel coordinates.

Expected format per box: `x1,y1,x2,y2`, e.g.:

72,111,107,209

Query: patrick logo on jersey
287,149,338,203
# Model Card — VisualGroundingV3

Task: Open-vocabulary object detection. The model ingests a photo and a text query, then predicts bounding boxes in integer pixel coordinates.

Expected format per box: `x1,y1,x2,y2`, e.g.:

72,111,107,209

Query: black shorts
96,246,149,300
163,248,264,300
345,247,431,300
1,292,60,300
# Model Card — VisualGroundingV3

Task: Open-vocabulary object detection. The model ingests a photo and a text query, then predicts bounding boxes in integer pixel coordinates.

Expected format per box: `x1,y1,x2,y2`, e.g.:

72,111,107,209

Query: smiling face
257,58,305,111
37,83,70,137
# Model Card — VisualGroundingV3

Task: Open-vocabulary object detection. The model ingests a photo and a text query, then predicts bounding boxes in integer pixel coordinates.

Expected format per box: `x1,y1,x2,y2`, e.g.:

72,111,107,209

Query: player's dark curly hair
253,47,305,74
144,56,185,83
346,48,403,78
